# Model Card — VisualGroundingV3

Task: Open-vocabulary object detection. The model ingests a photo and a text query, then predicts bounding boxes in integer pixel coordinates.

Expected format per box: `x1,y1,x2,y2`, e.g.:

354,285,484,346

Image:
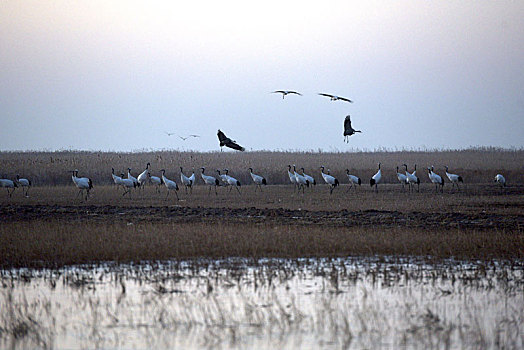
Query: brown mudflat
2,184,523,230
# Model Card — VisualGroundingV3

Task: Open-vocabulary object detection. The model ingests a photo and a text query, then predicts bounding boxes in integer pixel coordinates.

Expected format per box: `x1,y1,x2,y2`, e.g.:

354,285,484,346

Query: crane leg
174,191,179,201
235,186,241,195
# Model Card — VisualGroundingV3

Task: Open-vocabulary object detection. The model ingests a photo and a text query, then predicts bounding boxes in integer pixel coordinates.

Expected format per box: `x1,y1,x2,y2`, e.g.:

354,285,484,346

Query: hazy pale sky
1,1,523,152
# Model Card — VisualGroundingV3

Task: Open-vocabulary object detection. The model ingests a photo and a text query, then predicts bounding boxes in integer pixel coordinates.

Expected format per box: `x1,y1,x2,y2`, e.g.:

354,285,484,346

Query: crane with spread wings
343,115,361,142
217,129,245,151
319,93,353,103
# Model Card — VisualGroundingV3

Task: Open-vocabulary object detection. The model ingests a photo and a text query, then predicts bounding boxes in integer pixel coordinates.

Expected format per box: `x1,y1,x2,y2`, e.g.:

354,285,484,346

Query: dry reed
0,220,521,268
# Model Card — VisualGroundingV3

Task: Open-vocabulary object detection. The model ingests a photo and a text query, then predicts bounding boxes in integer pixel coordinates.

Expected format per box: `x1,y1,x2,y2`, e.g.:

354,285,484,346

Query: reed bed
1,148,523,186
0,220,522,268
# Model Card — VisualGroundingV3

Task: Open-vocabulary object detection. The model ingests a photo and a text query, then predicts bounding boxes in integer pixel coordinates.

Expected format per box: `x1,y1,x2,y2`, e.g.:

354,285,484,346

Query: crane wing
318,93,334,98
217,129,228,143
226,140,245,152
338,96,353,103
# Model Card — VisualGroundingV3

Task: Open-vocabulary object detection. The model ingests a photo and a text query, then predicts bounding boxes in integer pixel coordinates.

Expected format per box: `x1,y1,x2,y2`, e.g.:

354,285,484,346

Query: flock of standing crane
68,163,507,201
0,162,509,201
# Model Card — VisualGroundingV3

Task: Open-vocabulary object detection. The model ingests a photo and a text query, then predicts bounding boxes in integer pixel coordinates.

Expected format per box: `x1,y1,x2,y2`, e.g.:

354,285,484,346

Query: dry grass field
1,147,523,186
1,149,523,267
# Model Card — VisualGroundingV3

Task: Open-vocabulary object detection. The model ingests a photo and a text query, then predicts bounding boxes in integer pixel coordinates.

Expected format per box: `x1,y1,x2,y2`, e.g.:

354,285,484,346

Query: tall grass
0,220,522,268
1,148,523,186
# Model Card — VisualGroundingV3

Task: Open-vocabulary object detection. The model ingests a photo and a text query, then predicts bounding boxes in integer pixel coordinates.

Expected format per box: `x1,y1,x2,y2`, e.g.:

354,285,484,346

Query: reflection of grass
0,220,522,267
1,259,522,348
0,289,53,348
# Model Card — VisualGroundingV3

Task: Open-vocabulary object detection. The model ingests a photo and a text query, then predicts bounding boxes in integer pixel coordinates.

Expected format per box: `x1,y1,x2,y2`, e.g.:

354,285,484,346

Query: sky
1,1,523,152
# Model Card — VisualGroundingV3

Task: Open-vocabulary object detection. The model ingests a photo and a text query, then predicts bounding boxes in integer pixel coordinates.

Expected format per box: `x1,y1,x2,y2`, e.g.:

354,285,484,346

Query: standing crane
111,168,124,191
16,175,31,197
320,166,339,194
403,164,420,193
396,166,408,191
180,167,194,194
345,169,361,192
428,166,444,193
301,168,316,187
293,165,309,193
201,167,220,196
224,169,242,194
216,169,230,187
149,172,163,193
445,166,463,191
71,169,93,201
287,165,298,192
120,173,138,197
137,162,151,188
0,178,18,197
370,163,382,192
494,174,506,188
160,169,180,200
127,168,139,187
248,168,267,192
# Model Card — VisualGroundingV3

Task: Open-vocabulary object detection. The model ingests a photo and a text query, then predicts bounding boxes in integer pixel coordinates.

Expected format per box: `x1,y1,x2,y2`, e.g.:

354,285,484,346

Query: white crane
248,167,267,192
216,169,230,187
287,165,298,192
293,165,309,193
71,169,93,201
148,172,163,193
160,169,180,200
127,168,139,187
445,166,463,191
403,164,420,192
0,178,18,197
320,166,339,194
345,169,361,192
224,169,242,194
111,168,123,185
494,174,506,188
428,166,444,193
396,166,408,191
369,163,382,192
137,162,151,188
120,173,138,197
180,167,194,194
16,174,31,197
201,167,220,196
318,93,353,103
111,168,125,193
301,168,316,187
272,90,302,99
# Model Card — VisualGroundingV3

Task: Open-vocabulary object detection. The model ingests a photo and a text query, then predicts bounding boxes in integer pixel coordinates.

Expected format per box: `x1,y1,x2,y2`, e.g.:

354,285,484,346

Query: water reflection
1,257,523,349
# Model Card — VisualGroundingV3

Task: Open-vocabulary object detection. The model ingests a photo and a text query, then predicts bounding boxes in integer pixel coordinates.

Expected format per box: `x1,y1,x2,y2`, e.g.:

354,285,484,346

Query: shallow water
1,257,522,349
